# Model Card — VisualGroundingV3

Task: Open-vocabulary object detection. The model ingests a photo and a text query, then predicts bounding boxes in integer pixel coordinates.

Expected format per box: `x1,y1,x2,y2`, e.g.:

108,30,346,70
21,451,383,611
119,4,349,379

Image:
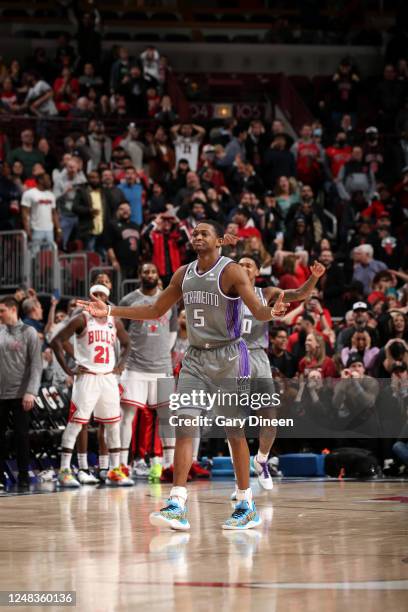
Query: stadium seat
150,12,180,22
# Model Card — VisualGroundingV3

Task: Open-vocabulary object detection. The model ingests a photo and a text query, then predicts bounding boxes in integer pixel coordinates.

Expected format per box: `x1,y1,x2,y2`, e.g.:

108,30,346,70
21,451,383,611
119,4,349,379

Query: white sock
99,455,109,470
162,437,175,468
109,452,120,470
192,437,200,463
120,450,129,466
256,451,269,464
170,486,187,508
237,488,253,503
60,452,72,470
77,453,88,470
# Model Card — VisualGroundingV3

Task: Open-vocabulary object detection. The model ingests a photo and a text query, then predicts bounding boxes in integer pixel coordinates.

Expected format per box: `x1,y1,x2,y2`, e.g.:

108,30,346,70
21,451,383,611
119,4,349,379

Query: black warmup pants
0,398,31,476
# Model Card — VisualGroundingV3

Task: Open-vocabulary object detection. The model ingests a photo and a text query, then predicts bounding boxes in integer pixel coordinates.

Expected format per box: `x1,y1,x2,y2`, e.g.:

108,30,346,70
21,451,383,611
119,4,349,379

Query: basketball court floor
0,478,407,611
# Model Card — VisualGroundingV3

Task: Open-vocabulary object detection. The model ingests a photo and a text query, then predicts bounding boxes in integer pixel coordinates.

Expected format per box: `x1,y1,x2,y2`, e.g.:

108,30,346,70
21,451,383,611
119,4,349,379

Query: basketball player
119,262,178,482
233,255,326,494
51,284,133,487
78,221,287,530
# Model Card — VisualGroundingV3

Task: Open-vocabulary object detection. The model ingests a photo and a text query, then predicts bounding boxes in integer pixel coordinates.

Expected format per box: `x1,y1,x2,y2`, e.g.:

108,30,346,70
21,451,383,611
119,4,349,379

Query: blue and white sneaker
253,455,273,490
222,500,262,530
149,499,190,531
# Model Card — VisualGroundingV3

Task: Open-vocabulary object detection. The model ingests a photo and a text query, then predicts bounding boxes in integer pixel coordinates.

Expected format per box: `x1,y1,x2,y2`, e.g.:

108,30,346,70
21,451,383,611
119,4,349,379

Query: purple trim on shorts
238,340,250,377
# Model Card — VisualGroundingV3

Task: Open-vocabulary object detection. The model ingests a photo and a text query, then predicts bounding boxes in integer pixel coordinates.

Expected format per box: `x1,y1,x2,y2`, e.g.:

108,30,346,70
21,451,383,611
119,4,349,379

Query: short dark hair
196,220,224,238
270,326,288,339
240,254,261,270
0,295,19,310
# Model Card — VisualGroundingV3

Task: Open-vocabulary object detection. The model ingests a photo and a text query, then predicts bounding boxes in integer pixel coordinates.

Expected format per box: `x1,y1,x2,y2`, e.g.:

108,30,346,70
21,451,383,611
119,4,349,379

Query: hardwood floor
0,479,407,611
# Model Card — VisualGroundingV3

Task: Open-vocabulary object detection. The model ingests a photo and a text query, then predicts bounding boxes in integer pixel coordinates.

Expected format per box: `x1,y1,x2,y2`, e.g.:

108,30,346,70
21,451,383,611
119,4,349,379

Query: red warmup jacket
151,229,183,276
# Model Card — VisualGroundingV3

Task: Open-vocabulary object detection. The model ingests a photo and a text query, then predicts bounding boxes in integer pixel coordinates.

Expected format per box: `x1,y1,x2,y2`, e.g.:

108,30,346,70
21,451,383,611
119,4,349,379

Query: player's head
191,221,224,253
238,255,260,283
0,295,19,325
89,284,110,304
93,272,112,291
140,262,159,289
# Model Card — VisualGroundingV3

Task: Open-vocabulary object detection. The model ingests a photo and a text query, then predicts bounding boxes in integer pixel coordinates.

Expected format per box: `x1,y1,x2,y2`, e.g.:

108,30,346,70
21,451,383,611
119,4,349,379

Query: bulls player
119,262,178,482
79,222,288,530
233,255,326,495
51,284,132,487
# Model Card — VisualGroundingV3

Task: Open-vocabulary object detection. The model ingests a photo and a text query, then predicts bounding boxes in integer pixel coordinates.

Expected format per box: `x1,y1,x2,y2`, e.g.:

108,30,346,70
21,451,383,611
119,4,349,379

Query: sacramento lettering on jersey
183,290,219,307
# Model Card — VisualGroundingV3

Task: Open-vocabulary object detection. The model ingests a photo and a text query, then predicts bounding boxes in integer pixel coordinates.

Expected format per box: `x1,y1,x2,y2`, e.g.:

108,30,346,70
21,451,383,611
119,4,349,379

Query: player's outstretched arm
264,261,326,304
77,266,186,320
224,263,288,321
50,315,85,376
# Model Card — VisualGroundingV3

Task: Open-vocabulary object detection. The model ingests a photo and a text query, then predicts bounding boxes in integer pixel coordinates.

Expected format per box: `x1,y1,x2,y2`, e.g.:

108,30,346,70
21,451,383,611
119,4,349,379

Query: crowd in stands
0,12,407,474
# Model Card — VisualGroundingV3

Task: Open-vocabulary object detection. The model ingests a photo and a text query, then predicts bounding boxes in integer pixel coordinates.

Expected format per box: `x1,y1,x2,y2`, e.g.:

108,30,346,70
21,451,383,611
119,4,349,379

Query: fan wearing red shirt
325,131,352,179
298,332,337,378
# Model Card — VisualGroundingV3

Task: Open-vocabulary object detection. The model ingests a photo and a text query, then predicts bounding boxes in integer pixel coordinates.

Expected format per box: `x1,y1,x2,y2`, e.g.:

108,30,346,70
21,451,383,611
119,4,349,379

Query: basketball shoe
77,470,99,485
57,468,80,488
253,455,273,490
149,499,190,531
106,467,134,487
132,458,149,479
189,461,210,479
222,500,262,530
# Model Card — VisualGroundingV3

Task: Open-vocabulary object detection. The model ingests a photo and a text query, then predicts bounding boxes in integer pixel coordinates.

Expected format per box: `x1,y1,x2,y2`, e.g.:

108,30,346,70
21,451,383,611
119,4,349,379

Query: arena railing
29,240,61,296
0,230,30,291
59,252,88,299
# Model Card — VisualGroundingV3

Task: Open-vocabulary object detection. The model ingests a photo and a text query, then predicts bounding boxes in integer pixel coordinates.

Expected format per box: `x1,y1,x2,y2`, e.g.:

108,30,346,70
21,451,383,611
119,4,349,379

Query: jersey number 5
242,319,252,334
193,308,205,327
94,345,110,364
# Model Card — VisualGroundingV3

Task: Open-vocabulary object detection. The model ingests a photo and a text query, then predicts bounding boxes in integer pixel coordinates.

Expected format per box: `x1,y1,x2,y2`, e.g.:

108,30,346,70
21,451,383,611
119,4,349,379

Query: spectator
101,169,126,214
140,46,161,83
53,67,79,115
171,123,206,172
87,121,112,171
119,166,145,226
106,202,141,279
340,330,380,375
22,71,57,117
263,133,296,190
21,170,61,245
118,123,146,172
54,157,87,249
352,244,388,296
142,212,189,286
7,129,45,178
0,162,21,231
110,47,131,92
72,170,109,252
337,146,376,202
268,326,297,378
0,295,42,488
291,123,325,191
336,301,380,351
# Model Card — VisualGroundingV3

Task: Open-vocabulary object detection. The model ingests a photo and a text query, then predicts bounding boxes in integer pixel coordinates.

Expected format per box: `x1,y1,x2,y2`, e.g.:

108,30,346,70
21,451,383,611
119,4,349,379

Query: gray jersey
182,256,243,349
123,289,177,373
242,286,269,350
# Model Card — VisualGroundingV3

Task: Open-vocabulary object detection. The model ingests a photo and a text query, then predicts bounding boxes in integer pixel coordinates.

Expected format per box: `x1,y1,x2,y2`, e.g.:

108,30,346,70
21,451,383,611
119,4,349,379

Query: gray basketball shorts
175,339,250,417
248,348,277,412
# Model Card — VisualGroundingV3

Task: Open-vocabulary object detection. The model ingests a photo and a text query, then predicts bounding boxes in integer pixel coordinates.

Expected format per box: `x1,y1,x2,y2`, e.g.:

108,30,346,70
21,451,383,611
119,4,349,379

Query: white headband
89,284,110,298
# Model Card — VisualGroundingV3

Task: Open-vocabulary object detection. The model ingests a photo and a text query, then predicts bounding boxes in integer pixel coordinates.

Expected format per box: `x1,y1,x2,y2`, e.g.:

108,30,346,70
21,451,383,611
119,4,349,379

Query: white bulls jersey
75,312,117,374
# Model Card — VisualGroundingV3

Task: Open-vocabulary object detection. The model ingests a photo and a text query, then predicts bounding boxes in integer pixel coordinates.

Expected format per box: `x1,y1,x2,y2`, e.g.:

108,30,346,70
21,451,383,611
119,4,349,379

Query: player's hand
22,393,36,411
310,261,325,278
77,297,108,318
222,233,239,246
270,291,287,318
